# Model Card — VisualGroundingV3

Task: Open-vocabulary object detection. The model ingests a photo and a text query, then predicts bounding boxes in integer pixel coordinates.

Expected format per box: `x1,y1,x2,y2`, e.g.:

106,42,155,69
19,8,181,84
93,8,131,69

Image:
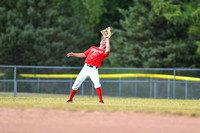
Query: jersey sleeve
105,52,110,57
84,47,92,57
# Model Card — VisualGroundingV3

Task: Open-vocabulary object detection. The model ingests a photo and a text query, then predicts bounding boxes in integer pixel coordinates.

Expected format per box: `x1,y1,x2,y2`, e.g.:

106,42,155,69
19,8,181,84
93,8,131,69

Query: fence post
167,79,170,99
14,66,17,97
81,83,84,97
173,69,176,99
119,78,122,97
69,78,72,93
154,82,157,99
135,77,137,97
150,77,152,98
37,78,40,93
92,83,94,97
185,80,188,99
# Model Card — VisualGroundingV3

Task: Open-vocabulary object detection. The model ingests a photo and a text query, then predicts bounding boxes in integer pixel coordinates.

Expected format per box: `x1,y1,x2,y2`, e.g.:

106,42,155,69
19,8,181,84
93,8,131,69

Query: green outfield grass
0,92,200,117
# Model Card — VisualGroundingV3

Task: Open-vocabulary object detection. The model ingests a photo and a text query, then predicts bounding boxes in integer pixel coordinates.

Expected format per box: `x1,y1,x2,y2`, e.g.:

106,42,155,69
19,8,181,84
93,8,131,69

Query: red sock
96,87,103,101
69,89,77,100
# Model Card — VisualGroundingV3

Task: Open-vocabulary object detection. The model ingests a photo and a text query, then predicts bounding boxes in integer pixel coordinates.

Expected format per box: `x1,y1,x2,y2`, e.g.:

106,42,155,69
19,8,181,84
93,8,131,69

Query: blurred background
0,0,200,68
0,0,200,99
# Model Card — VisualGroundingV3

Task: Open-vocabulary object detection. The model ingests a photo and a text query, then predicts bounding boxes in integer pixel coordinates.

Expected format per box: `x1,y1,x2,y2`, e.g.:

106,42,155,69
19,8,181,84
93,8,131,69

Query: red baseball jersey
84,46,109,68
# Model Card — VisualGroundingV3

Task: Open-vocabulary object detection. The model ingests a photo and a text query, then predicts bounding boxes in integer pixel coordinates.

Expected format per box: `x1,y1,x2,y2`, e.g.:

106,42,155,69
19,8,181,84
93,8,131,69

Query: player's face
100,39,106,47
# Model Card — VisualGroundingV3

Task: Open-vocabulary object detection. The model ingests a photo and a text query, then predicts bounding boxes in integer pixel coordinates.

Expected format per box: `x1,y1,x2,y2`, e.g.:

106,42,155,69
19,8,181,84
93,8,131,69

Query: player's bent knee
72,86,79,90
72,84,80,90
94,83,101,88
72,88,78,90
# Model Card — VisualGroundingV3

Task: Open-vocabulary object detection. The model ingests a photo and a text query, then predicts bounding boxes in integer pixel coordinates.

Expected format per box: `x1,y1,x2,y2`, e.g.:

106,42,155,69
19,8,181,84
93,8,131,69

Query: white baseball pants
72,64,101,90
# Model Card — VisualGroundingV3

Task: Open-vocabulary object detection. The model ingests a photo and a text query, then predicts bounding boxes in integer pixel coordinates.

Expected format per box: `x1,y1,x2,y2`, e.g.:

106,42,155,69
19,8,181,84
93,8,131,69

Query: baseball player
66,34,111,103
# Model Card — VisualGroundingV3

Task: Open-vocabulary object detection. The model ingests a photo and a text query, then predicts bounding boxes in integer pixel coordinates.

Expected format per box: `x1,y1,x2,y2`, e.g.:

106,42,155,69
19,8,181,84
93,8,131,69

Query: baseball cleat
66,100,73,103
99,100,104,104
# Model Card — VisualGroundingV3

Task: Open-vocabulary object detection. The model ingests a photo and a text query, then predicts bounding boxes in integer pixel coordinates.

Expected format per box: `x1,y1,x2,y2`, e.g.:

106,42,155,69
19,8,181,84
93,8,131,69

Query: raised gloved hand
100,27,112,39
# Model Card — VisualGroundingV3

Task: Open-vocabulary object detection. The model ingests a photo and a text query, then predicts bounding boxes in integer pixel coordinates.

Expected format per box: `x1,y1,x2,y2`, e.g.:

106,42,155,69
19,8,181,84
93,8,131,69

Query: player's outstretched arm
105,38,110,55
67,52,86,58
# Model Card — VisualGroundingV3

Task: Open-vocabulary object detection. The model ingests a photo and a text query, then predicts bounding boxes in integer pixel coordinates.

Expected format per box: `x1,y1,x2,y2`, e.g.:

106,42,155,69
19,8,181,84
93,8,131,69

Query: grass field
0,92,200,117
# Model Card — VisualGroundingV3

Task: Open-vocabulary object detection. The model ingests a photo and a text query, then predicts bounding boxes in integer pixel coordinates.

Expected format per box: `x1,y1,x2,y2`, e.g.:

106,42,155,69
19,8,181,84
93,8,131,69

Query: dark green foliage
0,0,200,68
98,0,133,29
0,0,94,66
109,0,200,68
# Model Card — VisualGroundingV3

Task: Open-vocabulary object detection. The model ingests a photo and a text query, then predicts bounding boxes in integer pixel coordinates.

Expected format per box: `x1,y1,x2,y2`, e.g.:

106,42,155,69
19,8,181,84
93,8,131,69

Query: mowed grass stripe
0,95,200,117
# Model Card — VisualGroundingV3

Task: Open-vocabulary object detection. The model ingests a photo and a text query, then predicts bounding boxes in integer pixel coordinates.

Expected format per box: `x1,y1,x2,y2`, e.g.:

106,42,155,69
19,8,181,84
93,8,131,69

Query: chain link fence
0,65,200,99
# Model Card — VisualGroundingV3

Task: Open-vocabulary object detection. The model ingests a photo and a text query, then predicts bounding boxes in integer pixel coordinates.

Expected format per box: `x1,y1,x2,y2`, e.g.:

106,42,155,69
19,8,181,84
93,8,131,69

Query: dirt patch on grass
0,108,200,133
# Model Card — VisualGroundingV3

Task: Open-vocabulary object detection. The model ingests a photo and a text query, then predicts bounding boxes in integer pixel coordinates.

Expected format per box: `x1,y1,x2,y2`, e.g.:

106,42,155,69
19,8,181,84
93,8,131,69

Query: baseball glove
100,27,112,39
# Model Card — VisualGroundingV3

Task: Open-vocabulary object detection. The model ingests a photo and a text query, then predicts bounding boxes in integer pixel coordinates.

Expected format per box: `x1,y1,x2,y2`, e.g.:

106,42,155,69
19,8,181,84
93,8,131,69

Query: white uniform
72,64,101,90
67,45,109,102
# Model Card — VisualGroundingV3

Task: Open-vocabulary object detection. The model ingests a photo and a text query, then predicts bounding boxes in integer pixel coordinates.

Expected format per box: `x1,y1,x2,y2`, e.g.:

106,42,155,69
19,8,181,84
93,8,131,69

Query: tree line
0,0,200,68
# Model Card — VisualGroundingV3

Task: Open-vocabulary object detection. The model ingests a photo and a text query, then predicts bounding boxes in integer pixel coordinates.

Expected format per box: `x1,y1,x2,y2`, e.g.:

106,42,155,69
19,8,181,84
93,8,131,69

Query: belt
86,64,98,69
